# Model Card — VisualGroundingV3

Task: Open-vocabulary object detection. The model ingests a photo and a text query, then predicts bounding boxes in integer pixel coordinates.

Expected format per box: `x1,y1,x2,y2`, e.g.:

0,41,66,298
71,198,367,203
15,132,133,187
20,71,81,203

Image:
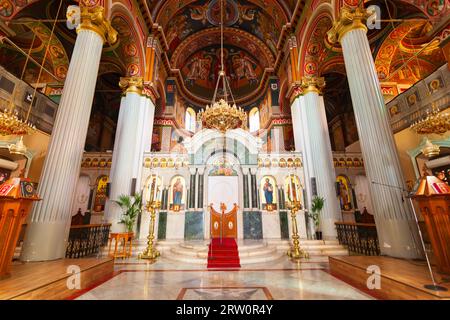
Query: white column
297,81,340,239
20,6,117,261
105,78,155,233
328,7,422,258
291,98,312,213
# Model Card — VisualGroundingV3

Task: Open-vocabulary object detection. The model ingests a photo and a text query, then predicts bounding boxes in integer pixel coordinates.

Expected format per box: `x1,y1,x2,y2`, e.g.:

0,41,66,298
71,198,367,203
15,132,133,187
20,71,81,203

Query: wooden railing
66,224,111,258
335,222,380,256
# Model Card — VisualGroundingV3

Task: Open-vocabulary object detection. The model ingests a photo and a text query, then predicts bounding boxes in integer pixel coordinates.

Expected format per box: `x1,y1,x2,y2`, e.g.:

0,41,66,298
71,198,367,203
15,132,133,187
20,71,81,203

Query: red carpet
207,238,241,269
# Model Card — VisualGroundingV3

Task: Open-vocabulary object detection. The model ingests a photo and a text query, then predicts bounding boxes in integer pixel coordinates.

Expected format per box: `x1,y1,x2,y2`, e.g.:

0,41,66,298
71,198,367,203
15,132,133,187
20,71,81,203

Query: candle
153,174,158,202
289,175,294,202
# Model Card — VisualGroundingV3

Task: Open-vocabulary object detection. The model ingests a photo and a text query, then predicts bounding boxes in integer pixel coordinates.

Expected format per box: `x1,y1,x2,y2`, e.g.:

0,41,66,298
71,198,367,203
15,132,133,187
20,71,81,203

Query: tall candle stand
287,200,309,260
139,200,161,261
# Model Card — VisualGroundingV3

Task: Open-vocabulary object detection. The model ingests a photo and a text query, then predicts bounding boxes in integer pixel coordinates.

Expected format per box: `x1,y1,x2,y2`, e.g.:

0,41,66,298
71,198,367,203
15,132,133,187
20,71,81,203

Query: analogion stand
0,177,40,278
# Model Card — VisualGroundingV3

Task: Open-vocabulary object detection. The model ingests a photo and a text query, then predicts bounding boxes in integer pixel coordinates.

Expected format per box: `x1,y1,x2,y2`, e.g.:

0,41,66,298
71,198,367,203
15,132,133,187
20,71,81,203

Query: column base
376,218,424,259
20,221,70,262
321,217,338,240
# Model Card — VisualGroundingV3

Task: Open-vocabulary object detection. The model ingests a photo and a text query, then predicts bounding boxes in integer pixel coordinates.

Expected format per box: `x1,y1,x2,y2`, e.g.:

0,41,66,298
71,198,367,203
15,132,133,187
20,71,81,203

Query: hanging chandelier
197,0,247,133
0,105,36,136
410,104,450,135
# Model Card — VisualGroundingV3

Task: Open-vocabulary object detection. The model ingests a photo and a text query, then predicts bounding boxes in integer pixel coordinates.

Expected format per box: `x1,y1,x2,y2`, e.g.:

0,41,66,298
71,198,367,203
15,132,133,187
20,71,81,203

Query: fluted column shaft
292,87,340,239
328,7,422,258
106,87,154,233
21,29,105,261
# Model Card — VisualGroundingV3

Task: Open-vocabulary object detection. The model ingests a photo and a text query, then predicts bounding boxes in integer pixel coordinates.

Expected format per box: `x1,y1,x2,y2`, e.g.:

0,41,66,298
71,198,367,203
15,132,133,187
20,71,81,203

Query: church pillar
271,125,285,152
292,77,340,239
105,77,155,233
20,6,117,261
328,6,422,258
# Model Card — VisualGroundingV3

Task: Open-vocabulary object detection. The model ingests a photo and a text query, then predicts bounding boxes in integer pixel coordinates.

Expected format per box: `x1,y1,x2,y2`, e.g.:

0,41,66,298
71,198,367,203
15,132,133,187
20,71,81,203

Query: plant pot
315,231,323,240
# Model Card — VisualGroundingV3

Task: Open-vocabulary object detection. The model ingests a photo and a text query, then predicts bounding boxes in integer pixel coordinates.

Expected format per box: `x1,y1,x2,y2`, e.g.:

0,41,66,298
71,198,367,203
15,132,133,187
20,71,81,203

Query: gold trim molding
327,6,374,44
119,77,145,95
76,6,118,45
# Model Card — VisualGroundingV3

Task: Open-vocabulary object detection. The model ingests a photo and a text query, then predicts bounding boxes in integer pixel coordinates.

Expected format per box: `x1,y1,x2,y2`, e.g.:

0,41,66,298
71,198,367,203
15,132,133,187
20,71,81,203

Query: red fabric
207,237,241,268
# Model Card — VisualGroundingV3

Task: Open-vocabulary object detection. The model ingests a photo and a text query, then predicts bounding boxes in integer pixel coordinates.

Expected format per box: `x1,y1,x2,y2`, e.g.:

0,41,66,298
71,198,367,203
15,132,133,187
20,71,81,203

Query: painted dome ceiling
152,0,287,103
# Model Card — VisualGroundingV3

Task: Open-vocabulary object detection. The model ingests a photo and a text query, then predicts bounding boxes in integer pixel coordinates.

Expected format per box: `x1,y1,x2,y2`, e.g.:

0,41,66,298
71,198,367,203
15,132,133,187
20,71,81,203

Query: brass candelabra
138,200,161,261
287,200,309,260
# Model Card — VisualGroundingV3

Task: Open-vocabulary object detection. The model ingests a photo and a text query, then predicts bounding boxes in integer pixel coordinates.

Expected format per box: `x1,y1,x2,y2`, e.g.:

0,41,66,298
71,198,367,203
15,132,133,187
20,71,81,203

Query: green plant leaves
116,193,143,232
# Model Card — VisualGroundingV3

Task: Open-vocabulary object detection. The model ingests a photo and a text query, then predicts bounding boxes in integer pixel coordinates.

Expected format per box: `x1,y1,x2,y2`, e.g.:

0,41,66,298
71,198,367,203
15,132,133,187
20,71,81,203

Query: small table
108,232,133,259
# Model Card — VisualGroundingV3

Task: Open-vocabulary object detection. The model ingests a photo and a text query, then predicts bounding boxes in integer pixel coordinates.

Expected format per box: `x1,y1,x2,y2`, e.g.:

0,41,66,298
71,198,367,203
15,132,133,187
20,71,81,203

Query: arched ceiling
153,0,287,104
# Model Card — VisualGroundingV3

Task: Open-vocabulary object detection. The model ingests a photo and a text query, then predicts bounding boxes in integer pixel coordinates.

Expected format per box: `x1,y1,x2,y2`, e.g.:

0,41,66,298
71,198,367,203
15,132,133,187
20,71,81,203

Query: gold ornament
410,104,450,135
77,6,118,45
301,76,325,95
0,107,36,136
139,200,161,261
119,77,144,95
198,99,247,133
287,200,309,260
421,138,440,158
327,6,375,44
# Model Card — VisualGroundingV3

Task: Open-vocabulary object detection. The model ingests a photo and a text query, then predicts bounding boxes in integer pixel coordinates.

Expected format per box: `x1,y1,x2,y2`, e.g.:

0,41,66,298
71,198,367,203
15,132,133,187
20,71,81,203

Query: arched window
185,107,196,132
249,107,260,132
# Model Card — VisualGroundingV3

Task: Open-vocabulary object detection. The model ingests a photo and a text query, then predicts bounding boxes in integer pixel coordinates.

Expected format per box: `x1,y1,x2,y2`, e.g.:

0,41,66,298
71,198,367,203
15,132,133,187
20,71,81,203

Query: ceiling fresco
163,0,284,56
171,26,274,101
181,43,263,100
375,20,445,83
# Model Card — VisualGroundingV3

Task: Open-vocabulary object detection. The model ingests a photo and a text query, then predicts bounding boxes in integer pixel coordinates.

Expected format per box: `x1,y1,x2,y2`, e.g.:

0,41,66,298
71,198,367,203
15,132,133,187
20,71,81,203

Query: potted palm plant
309,196,325,240
115,193,142,236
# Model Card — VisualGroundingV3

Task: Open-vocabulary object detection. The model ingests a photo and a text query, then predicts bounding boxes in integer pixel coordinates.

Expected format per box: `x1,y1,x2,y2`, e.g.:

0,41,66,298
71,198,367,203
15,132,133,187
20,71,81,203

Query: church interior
0,0,449,301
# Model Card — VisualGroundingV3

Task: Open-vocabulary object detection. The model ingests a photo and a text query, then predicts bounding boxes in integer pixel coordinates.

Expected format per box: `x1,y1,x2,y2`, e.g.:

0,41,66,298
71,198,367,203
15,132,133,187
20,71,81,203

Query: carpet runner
207,238,241,268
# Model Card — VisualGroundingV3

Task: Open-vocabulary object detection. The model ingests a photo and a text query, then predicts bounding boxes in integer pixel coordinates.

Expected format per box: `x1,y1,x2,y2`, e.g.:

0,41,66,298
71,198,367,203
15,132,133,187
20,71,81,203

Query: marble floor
74,255,374,300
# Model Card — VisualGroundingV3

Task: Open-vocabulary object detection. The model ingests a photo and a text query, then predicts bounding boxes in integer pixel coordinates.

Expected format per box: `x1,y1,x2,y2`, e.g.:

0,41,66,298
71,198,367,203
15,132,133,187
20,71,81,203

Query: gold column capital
74,6,118,45
301,76,325,95
119,77,144,95
327,6,374,44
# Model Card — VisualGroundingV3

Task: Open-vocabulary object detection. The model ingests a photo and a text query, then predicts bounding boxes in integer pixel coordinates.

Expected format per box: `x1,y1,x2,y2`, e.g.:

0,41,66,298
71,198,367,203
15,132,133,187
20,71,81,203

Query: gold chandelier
410,104,450,135
197,0,247,133
0,105,36,136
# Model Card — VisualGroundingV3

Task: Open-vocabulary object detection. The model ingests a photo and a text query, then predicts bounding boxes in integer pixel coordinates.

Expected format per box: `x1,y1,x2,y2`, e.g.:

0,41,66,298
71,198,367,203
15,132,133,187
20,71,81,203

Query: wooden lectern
413,175,450,274
0,177,40,278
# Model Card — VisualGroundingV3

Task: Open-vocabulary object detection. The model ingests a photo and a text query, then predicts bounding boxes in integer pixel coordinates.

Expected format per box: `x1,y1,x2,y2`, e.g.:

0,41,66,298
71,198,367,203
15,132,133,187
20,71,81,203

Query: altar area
137,128,308,243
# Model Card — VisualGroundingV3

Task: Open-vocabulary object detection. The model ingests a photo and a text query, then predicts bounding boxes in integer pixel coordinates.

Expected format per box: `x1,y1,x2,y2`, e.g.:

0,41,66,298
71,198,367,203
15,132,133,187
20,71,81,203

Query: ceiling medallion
198,0,247,133
207,0,239,26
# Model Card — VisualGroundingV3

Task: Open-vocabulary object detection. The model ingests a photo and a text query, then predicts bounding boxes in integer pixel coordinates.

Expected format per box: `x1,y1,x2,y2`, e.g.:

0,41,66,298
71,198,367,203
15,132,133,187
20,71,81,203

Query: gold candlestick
139,200,161,261
287,200,309,260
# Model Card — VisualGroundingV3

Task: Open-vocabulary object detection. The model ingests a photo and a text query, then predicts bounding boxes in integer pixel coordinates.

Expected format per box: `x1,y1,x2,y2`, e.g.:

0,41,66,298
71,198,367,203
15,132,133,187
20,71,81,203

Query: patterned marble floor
74,256,374,300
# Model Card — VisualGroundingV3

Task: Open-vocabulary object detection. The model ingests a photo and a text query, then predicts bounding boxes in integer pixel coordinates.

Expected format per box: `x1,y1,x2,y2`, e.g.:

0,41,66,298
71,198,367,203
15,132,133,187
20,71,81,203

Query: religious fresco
181,44,262,99
111,15,143,77
160,0,286,53
375,20,445,84
260,176,277,211
303,15,333,77
336,175,352,211
169,176,186,212
93,175,108,212
151,126,162,152
145,174,163,202
209,160,238,176
284,175,303,206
